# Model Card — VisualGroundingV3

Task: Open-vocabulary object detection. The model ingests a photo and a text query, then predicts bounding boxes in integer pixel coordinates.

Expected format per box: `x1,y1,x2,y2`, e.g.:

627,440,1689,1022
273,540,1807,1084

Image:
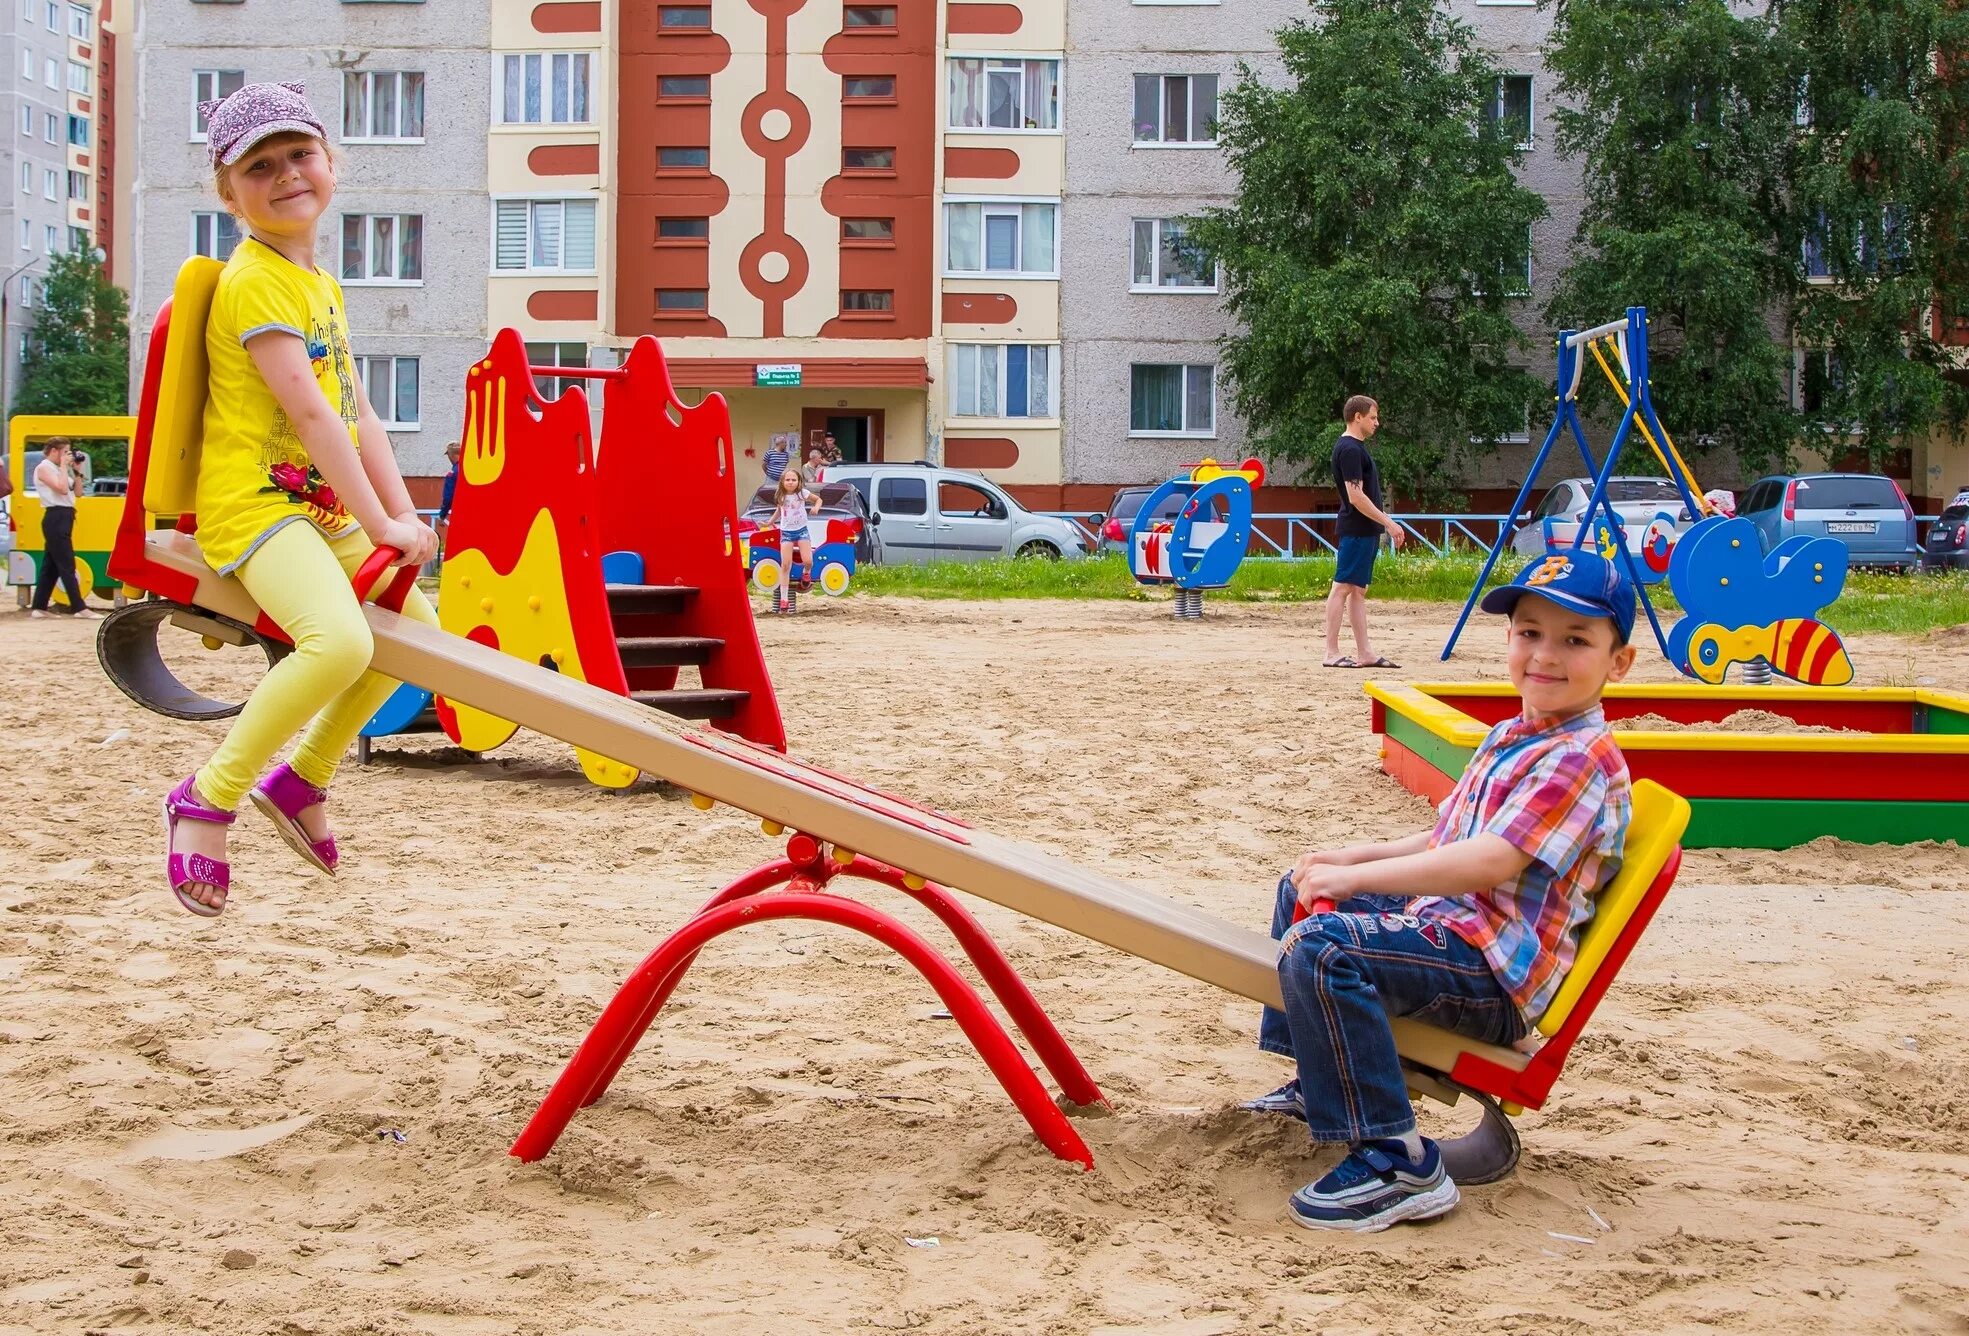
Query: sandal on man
1322,656,1359,668
1358,656,1402,669
250,763,339,876
163,774,234,917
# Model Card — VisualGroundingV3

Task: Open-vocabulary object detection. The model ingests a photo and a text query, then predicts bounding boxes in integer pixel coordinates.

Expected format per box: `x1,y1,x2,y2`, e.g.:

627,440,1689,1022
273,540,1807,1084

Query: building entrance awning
666,358,928,390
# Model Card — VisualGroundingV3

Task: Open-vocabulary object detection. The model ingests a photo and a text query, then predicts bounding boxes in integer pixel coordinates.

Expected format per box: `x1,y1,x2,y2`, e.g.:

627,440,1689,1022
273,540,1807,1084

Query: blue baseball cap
1481,549,1637,644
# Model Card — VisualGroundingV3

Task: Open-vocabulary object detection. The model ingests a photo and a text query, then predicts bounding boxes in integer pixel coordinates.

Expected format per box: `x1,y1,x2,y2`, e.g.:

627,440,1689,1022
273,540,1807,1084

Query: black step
615,635,722,667
630,688,749,720
605,583,696,616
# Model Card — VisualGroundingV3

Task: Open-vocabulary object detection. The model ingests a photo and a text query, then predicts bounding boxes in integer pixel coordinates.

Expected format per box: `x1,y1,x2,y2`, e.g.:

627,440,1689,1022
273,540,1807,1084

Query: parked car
1738,473,1921,571
1509,476,1695,557
1922,497,1969,571
738,481,878,566
824,462,1091,563
88,476,128,497
1093,486,1157,555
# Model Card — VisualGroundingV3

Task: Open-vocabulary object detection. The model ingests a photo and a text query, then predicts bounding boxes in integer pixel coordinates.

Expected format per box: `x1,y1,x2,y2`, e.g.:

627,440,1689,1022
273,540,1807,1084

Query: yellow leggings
195,520,438,810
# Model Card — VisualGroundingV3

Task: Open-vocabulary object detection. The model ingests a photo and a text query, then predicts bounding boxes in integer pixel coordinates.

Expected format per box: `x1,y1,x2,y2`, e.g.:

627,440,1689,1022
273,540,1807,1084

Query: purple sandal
163,774,234,917
250,763,339,876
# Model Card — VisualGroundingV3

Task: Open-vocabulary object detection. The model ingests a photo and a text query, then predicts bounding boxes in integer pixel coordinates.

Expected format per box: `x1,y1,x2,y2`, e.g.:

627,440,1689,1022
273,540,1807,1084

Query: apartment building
130,0,493,481
2,0,119,414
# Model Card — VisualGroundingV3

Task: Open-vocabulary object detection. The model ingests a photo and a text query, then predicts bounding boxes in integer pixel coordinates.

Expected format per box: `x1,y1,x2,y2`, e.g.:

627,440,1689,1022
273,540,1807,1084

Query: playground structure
97,257,1696,1185
747,514,859,604
6,414,136,609
1367,680,1969,848
1128,457,1264,619
1445,308,1854,687
357,329,786,782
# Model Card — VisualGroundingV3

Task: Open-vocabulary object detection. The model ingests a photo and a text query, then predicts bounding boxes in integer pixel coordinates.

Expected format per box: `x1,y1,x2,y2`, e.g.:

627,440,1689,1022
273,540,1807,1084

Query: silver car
823,463,1090,563
1510,476,1695,557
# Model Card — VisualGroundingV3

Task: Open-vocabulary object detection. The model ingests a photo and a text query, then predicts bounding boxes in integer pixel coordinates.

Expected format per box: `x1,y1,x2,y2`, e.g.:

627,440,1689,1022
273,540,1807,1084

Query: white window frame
355,354,421,431
66,169,86,201
66,60,88,94
1132,73,1220,148
342,70,426,144
945,54,1063,134
1129,217,1217,293
18,161,28,194
43,167,57,200
44,57,57,89
44,0,56,29
1128,363,1217,438
340,212,424,286
18,218,28,251
495,51,595,127
1475,225,1534,298
491,196,599,275
21,46,34,80
947,343,1060,420
1489,74,1534,151
19,104,30,137
192,69,245,142
191,210,241,261
43,222,57,255
68,2,88,38
942,196,1059,279
43,111,58,144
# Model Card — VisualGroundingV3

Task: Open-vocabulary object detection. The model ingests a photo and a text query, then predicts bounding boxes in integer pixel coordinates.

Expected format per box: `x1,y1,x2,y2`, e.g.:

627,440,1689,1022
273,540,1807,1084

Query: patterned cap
202,81,327,168
1481,547,1637,643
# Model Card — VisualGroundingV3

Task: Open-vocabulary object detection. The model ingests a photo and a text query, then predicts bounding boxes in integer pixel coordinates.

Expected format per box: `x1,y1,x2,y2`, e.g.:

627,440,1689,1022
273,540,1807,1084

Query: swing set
1444,307,1713,661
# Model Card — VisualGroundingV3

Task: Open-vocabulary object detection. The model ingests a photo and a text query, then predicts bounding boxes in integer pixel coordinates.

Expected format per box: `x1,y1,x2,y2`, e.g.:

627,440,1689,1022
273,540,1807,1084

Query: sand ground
2,594,1966,1335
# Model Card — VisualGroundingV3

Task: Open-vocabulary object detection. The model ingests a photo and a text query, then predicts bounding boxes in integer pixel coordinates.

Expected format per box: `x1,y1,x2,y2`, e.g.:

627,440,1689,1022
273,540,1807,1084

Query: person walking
762,433,791,484
28,438,97,620
1323,395,1404,668
436,440,462,530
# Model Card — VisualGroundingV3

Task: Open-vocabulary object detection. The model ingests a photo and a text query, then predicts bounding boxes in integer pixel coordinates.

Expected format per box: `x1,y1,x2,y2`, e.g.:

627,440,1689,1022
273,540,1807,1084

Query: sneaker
72,607,100,620
28,610,47,619
1288,1138,1459,1233
1239,1077,1307,1121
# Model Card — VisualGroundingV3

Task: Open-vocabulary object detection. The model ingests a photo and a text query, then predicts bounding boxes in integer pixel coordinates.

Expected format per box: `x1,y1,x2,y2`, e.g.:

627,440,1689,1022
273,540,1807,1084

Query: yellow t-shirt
195,236,361,574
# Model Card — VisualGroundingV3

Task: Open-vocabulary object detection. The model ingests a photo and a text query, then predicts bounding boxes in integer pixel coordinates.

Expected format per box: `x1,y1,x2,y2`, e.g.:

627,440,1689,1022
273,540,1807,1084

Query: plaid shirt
1409,706,1631,1020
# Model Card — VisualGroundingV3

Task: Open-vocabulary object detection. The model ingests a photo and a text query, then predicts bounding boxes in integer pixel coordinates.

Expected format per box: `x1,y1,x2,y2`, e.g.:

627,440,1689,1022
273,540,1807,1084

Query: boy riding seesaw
1246,549,1639,1232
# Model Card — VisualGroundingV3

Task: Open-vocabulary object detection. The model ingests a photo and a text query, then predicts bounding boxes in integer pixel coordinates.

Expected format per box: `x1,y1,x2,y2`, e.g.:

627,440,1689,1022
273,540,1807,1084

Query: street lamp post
1,256,45,422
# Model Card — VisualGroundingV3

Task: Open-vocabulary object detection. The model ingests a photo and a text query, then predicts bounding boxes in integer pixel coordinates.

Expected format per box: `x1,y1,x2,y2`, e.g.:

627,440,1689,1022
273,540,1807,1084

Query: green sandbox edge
1378,710,1966,849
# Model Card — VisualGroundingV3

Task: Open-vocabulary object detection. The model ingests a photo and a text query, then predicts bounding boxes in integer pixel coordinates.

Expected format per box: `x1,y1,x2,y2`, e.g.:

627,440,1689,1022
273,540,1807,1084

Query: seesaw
96,258,1694,1184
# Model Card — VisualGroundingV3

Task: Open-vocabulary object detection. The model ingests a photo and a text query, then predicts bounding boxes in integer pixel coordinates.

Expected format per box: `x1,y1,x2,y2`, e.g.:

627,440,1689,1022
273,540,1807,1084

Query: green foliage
14,247,130,419
1544,0,1802,478
1186,0,1548,503
1780,0,1969,463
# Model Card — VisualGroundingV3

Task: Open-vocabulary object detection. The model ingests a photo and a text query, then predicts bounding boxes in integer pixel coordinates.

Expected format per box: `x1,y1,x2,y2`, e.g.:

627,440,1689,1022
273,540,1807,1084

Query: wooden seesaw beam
136,527,1526,1087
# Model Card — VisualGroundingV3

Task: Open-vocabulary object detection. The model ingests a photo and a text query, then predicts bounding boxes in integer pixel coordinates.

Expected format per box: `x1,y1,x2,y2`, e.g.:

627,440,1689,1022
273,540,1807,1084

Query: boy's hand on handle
1292,856,1360,914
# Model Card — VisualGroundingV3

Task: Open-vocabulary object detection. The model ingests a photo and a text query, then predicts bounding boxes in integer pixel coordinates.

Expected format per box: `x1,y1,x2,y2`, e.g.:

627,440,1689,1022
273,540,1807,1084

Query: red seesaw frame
511,833,1107,1168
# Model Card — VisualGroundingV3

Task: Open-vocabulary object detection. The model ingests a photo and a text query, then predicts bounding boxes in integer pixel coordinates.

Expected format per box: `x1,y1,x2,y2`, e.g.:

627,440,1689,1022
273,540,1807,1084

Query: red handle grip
351,545,420,612
1290,896,1339,926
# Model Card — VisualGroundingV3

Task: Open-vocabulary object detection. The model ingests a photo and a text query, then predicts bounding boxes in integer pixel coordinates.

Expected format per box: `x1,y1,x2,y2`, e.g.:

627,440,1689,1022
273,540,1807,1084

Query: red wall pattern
617,7,732,336
95,22,115,273
532,2,602,33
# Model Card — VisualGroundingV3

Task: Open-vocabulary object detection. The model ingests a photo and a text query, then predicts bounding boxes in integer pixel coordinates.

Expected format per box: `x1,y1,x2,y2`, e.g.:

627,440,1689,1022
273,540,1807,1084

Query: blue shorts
1334,534,1380,588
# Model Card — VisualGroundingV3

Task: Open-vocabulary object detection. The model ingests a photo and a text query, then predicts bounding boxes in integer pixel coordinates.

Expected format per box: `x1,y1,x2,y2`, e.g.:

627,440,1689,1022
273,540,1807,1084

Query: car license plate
1826,521,1876,534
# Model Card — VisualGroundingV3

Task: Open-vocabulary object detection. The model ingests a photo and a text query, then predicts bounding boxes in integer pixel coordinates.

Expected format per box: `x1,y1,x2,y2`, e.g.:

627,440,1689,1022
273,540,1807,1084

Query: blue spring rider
1129,458,1264,619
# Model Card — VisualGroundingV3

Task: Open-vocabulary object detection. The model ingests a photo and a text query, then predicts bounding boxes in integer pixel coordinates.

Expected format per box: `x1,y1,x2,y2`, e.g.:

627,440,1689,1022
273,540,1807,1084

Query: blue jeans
1257,875,1527,1143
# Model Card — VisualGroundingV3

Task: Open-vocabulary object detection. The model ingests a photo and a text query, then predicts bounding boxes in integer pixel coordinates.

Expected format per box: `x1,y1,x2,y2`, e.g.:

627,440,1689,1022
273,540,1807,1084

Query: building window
658,5,711,25
949,343,1056,418
17,162,27,193
843,4,896,27
1130,218,1215,291
1130,363,1216,436
524,341,589,398
43,222,57,254
945,200,1057,276
193,70,245,140
493,198,597,273
843,75,896,100
843,146,895,171
45,57,56,88
947,57,1060,131
341,213,424,283
67,169,86,201
356,355,420,429
19,46,31,80
66,60,88,94
657,216,709,241
1485,226,1533,297
66,114,87,146
68,2,88,38
655,288,709,313
658,146,709,170
68,225,86,254
500,52,592,125
18,219,28,251
19,105,30,137
44,112,58,143
43,0,55,27
344,70,425,141
658,75,709,100
841,289,893,313
1485,75,1533,149
842,217,894,243
19,275,31,307
192,210,241,261
43,167,57,200
1133,73,1218,145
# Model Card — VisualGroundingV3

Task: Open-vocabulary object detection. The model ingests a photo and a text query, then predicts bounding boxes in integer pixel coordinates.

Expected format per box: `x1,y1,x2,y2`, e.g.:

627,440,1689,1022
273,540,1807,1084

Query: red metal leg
842,857,1106,1108
511,894,1094,1168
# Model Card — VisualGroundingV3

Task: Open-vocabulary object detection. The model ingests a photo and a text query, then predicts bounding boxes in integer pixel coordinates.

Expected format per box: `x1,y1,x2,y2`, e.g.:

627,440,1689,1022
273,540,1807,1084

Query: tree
1779,0,1969,466
15,246,131,434
1543,0,1801,479
1188,0,1548,501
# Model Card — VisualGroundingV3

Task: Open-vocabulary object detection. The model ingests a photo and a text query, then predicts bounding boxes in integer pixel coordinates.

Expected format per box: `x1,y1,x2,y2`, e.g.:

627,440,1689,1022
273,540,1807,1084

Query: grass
847,551,1969,635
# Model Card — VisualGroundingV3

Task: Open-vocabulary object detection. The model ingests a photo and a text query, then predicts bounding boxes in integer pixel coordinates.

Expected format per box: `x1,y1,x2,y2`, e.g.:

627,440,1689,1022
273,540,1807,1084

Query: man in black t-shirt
1324,395,1407,668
